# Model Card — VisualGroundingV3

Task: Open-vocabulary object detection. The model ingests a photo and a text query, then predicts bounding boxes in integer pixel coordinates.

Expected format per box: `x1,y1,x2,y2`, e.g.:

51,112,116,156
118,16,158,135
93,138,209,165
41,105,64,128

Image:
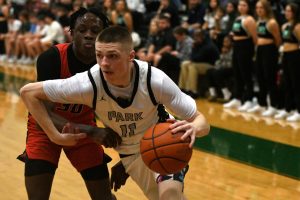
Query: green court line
194,126,300,180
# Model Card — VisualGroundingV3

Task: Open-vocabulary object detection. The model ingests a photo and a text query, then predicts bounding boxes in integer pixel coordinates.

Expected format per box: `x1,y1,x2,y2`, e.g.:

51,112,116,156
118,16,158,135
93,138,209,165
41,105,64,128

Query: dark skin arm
110,160,129,192
44,102,128,188
43,101,122,148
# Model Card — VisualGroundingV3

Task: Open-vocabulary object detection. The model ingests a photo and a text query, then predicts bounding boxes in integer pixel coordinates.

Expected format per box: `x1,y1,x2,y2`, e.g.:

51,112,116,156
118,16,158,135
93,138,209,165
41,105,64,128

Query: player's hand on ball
110,161,129,191
168,119,196,148
89,127,122,148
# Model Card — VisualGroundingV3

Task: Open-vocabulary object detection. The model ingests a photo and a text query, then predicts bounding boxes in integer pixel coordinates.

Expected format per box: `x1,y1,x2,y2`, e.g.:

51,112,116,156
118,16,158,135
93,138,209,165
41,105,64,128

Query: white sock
222,88,231,100
209,87,216,96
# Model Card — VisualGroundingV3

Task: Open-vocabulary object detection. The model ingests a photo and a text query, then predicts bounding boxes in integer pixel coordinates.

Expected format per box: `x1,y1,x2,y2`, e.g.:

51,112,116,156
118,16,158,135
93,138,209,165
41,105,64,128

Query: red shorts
26,129,104,172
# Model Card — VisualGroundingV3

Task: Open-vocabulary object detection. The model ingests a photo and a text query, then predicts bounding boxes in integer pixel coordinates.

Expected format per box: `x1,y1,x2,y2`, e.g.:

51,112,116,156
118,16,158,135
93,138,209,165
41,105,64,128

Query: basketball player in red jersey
17,7,121,200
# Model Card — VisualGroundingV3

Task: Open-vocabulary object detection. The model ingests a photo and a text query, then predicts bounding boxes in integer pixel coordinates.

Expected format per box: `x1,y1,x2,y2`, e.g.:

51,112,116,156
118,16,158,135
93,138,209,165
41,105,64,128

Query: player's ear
129,50,135,62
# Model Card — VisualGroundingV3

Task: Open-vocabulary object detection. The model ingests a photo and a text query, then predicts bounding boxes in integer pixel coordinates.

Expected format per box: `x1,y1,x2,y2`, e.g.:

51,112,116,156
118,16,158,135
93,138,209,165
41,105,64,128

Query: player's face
95,42,135,87
72,13,103,59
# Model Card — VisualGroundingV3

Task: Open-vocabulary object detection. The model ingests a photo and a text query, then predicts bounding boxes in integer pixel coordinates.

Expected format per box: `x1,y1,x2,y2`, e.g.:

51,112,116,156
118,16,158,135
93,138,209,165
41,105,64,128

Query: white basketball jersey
90,60,162,154
44,59,197,155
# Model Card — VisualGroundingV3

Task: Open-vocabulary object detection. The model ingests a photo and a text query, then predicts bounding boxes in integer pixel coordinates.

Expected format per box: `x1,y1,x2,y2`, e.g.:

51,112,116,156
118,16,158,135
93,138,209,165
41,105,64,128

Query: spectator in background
0,0,9,61
206,35,233,102
16,12,38,65
57,0,73,12
270,0,286,26
221,1,238,37
10,0,26,18
111,0,141,47
202,0,220,31
275,2,300,122
171,26,194,62
83,0,102,9
136,18,159,60
209,6,226,49
156,26,193,84
179,29,219,98
101,0,115,21
4,14,21,63
27,11,65,59
126,0,146,13
223,0,257,111
143,13,176,66
248,0,281,116
111,0,133,32
72,0,84,12
52,3,71,42
210,1,237,49
154,0,180,27
23,13,49,65
181,0,206,34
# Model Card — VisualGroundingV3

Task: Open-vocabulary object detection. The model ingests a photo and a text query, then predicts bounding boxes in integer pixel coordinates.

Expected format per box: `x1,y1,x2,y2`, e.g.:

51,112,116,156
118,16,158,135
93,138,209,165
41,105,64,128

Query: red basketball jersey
27,43,96,134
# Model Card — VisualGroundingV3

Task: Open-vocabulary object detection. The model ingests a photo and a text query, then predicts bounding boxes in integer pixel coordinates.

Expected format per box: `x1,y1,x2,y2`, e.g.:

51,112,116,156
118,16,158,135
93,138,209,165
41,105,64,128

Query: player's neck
114,62,134,88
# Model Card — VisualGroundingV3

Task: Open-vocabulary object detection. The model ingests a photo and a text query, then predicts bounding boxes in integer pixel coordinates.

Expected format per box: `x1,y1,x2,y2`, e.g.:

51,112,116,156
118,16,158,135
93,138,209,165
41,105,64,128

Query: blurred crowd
0,0,300,122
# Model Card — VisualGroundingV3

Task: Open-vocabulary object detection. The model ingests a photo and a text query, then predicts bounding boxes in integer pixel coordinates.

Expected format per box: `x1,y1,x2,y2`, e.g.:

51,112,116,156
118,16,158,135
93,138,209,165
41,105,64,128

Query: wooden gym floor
0,63,299,200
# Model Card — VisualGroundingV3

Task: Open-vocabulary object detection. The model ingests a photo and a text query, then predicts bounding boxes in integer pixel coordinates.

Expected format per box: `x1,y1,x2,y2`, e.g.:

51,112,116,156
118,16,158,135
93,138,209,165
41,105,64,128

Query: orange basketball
140,122,192,175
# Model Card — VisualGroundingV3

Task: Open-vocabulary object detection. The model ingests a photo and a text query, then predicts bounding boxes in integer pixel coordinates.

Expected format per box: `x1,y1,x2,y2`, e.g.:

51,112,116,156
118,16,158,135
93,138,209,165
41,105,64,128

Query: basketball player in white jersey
20,25,210,200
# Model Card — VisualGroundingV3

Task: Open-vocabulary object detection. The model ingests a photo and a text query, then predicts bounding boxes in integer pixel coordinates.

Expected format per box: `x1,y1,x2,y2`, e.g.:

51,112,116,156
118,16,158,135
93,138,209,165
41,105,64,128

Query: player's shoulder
134,59,148,70
37,46,59,62
89,64,100,75
134,59,166,82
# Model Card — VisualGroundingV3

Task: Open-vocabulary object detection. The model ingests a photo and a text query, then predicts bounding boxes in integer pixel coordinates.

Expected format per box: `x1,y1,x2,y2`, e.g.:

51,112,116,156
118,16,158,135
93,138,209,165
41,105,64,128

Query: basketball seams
140,122,192,175
142,126,170,140
140,141,190,154
152,124,170,174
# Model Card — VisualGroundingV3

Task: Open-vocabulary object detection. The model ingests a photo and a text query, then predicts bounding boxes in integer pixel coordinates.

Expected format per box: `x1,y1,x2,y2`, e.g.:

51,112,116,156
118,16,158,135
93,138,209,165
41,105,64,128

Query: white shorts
121,154,188,200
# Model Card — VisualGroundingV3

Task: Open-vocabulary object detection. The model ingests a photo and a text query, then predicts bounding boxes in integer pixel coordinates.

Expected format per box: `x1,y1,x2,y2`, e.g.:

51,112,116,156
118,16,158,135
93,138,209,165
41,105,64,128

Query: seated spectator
156,26,194,83
170,26,194,62
154,0,180,27
11,10,31,64
52,3,71,42
22,13,48,65
181,0,206,34
16,12,38,65
179,28,219,98
26,11,65,59
206,35,233,102
0,0,9,61
143,13,176,66
4,14,21,63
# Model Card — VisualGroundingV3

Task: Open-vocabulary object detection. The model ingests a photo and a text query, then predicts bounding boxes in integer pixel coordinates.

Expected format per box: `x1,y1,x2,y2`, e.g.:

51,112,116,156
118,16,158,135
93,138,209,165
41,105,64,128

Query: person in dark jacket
178,28,219,98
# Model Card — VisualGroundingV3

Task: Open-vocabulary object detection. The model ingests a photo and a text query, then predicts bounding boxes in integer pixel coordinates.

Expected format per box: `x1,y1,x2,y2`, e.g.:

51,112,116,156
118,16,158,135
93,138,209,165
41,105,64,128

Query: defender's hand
88,127,122,148
110,161,129,192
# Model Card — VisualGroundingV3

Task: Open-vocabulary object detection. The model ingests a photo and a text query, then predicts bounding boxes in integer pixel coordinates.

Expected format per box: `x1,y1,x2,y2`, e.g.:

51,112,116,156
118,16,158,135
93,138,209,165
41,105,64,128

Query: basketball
140,122,192,175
